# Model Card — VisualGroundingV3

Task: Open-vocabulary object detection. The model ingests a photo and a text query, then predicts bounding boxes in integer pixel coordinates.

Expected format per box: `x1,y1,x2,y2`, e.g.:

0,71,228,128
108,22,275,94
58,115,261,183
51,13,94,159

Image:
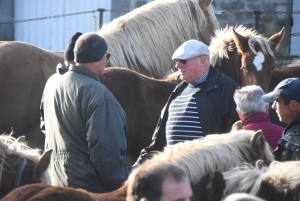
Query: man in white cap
133,40,239,166
262,77,300,161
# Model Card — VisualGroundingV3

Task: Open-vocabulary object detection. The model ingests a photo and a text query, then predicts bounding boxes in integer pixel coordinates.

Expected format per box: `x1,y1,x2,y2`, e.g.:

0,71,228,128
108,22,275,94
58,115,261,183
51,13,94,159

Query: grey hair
233,85,267,116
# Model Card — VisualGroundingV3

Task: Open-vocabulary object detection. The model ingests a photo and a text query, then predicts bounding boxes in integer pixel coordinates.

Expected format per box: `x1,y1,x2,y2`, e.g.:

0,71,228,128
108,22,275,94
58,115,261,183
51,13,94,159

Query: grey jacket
44,65,128,193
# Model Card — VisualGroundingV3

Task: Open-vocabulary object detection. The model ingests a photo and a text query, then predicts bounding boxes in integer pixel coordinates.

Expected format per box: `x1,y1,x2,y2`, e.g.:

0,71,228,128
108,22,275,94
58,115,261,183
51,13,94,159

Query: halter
12,158,27,190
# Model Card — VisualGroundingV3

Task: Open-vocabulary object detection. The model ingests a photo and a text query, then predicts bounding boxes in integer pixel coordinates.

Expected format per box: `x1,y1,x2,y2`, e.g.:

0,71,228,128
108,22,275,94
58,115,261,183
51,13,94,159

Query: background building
0,0,299,57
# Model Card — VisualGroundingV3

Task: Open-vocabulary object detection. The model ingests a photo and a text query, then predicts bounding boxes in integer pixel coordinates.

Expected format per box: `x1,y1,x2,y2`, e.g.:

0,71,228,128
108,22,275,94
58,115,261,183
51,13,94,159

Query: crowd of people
40,31,300,200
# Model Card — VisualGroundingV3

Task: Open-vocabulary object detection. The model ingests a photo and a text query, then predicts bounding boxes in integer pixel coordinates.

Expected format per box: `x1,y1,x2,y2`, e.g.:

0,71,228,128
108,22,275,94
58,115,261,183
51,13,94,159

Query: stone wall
212,0,293,57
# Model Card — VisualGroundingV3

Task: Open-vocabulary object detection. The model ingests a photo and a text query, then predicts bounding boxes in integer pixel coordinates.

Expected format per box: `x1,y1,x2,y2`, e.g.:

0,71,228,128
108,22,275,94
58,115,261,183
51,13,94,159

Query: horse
98,0,220,78
0,41,63,149
102,67,180,166
210,160,300,201
1,129,274,201
0,134,52,198
209,25,285,93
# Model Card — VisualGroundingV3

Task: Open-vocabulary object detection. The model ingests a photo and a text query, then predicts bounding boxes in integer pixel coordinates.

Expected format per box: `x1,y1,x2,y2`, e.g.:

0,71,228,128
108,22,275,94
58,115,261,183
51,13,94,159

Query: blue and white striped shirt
165,69,209,145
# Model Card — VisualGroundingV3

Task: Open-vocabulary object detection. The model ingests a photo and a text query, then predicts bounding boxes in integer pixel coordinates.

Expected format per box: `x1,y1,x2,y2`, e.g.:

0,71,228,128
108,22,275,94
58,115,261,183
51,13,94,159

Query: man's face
175,56,207,84
272,98,295,124
97,53,109,75
160,177,192,201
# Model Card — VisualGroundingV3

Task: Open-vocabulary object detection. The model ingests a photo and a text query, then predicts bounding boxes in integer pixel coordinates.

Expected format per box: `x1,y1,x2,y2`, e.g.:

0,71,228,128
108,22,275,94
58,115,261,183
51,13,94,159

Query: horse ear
250,130,266,157
199,0,213,10
231,120,243,132
232,27,249,54
209,171,225,201
33,149,53,180
268,27,285,51
16,136,26,143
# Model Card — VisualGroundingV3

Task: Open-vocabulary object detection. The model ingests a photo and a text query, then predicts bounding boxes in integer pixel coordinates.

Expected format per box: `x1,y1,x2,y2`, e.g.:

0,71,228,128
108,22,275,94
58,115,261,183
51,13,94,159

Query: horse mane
209,25,275,67
0,135,42,185
222,160,300,197
150,130,273,184
98,0,220,78
287,57,300,68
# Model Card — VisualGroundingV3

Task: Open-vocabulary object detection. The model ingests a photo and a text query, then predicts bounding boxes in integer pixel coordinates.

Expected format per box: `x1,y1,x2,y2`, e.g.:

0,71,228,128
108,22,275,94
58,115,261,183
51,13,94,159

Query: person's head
223,193,265,201
233,85,268,119
127,161,192,201
262,78,300,124
64,32,83,66
74,32,109,75
172,40,210,84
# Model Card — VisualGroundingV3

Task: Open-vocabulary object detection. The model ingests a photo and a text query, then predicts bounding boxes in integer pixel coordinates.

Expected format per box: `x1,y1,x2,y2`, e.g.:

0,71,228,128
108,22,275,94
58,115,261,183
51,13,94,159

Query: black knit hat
64,32,83,61
74,33,107,63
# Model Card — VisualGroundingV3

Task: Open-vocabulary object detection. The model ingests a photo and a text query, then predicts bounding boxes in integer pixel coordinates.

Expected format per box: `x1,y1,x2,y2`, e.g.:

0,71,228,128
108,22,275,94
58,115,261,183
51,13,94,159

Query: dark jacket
274,112,300,161
135,66,239,165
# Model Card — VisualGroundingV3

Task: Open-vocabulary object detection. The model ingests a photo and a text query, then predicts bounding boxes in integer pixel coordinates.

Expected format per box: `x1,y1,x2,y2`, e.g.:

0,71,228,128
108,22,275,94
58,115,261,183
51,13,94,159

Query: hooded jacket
44,65,128,192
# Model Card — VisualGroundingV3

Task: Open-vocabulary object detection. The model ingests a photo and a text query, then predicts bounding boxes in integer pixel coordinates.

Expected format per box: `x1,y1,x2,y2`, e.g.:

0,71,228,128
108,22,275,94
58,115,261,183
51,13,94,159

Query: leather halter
12,158,27,190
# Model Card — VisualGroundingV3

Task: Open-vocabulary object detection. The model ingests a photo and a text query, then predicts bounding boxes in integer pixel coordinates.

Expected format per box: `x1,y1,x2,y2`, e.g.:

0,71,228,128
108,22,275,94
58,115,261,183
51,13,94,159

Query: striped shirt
165,69,209,145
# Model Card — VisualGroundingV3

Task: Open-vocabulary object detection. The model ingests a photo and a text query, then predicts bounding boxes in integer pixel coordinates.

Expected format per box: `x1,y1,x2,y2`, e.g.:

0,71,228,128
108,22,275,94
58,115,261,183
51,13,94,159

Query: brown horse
102,67,180,166
0,135,52,198
210,160,300,201
209,25,285,93
1,129,274,201
0,41,63,148
99,0,220,78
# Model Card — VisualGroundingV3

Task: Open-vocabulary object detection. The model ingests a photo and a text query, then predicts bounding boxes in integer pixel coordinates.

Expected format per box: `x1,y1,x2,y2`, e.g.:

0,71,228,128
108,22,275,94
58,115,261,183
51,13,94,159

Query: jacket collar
242,112,270,126
69,65,101,82
284,112,300,135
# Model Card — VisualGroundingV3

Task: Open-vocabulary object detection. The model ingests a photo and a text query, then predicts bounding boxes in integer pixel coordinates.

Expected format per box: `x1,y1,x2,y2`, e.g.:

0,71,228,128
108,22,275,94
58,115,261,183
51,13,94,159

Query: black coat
135,66,239,165
274,112,300,161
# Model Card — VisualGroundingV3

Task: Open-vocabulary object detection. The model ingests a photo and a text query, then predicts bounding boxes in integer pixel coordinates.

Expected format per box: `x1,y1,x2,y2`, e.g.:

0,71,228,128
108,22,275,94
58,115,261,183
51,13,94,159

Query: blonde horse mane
287,57,300,68
222,160,300,197
98,0,220,78
0,134,42,185
209,25,275,67
150,130,274,184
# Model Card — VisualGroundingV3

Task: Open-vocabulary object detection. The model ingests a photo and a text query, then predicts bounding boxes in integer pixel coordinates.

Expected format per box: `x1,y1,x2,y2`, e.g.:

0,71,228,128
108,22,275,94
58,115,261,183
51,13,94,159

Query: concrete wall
212,0,295,57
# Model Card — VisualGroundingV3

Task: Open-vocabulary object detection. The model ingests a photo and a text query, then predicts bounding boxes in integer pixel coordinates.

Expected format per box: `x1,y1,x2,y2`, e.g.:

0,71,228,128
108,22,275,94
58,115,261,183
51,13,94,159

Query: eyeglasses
106,53,111,61
176,59,187,64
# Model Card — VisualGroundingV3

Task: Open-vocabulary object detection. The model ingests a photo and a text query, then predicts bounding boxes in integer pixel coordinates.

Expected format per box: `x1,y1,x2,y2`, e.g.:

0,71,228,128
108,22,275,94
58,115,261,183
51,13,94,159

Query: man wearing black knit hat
44,32,128,193
40,32,82,137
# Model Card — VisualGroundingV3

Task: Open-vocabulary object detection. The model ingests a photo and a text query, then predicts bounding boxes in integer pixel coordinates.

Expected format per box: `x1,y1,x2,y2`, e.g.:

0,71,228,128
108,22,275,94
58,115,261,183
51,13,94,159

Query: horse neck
214,51,243,86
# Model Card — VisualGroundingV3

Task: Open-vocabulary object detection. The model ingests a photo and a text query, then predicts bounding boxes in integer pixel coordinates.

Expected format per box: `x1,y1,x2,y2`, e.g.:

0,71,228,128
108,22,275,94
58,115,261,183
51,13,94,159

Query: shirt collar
190,69,209,86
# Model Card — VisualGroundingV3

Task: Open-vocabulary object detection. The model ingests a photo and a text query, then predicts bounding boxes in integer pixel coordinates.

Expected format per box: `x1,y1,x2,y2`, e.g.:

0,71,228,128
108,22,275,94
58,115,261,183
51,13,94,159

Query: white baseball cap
172,40,210,60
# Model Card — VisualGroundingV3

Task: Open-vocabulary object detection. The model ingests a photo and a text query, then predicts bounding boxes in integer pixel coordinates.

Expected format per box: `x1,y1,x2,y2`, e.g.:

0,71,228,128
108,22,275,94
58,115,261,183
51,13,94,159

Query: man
127,161,193,201
40,32,82,135
262,78,300,161
134,40,239,166
44,33,128,192
233,85,284,150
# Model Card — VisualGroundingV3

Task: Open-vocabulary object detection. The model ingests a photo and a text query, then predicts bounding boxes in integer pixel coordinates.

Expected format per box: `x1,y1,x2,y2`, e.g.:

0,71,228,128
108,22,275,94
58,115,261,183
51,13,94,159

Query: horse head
210,25,285,93
0,135,52,198
233,26,285,92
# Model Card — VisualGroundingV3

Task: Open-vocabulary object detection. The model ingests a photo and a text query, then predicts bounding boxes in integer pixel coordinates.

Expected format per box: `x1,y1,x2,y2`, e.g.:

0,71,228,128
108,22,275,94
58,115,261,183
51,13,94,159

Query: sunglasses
176,59,187,64
106,53,111,61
